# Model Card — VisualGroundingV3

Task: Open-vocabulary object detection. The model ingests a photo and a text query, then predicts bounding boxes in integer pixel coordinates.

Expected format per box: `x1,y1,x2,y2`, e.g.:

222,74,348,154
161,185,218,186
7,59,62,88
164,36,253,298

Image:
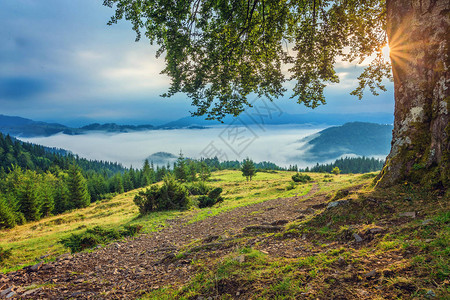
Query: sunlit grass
0,170,376,272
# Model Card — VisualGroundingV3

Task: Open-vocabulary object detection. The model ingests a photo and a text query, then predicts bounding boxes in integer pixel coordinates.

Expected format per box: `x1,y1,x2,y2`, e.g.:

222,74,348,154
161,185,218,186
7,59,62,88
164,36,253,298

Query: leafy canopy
103,0,391,120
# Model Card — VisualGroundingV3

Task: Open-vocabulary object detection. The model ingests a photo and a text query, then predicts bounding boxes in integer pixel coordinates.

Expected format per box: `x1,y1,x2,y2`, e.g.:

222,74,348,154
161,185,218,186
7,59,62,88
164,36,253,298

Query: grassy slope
143,181,449,299
0,170,366,272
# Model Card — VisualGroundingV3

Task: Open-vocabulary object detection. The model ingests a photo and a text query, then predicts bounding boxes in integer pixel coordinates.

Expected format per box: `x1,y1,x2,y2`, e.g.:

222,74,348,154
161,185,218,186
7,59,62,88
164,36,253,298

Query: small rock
337,256,346,266
1,286,15,296
357,289,369,296
270,220,289,226
369,227,385,234
364,270,377,278
56,253,72,261
353,233,363,243
41,264,54,270
22,288,42,297
327,200,348,209
425,290,436,298
113,243,121,249
39,254,49,259
422,219,433,225
235,255,245,263
70,291,84,297
399,211,416,218
6,291,16,299
30,262,43,272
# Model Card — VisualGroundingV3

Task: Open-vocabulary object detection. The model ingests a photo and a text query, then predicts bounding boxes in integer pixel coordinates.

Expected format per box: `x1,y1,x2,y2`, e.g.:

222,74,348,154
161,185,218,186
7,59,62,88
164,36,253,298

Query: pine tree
39,172,56,217
0,193,17,229
174,151,188,182
141,159,154,186
53,179,69,214
241,158,256,182
198,161,211,182
187,161,197,182
67,165,90,209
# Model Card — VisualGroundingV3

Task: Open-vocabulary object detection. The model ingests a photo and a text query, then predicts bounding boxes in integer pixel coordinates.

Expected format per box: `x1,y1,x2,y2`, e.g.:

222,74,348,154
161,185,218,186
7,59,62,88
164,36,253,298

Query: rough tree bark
376,0,449,189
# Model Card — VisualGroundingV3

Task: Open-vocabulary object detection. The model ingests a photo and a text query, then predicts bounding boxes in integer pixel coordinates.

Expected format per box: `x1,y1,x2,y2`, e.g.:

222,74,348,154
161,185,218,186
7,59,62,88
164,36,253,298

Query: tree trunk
376,0,449,189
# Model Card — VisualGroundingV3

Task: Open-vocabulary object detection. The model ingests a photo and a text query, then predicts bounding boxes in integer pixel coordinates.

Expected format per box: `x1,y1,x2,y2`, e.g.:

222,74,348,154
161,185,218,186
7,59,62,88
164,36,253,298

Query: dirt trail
1,185,327,299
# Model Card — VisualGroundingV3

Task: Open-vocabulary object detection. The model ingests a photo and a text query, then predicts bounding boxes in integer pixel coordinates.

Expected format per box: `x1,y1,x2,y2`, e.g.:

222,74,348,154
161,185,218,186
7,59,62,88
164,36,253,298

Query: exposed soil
0,185,333,299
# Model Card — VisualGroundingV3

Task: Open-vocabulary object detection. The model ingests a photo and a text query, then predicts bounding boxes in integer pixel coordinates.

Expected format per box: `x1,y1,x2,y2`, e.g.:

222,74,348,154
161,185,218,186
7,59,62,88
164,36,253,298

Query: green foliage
304,156,385,174
104,1,390,120
67,165,90,209
331,166,341,175
134,175,190,214
186,181,211,196
241,158,256,182
198,161,211,181
291,173,312,183
198,187,224,208
174,151,188,182
0,194,17,229
286,181,296,191
59,224,142,253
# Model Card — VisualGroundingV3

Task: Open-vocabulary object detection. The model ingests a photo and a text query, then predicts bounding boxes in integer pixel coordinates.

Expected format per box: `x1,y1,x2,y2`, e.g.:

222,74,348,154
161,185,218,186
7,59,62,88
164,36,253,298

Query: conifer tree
198,161,211,182
0,193,17,229
174,151,188,182
241,158,256,182
67,165,90,209
141,159,155,186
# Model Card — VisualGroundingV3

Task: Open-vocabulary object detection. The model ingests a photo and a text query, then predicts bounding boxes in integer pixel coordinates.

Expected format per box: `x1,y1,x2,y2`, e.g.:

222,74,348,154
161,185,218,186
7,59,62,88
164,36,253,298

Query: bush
134,174,190,214
59,224,143,253
198,187,224,208
186,181,211,195
286,181,296,190
292,173,312,183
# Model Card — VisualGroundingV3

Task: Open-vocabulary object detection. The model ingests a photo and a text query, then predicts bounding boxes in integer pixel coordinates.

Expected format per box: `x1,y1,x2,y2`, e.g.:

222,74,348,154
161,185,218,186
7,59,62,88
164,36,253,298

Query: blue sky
0,0,394,126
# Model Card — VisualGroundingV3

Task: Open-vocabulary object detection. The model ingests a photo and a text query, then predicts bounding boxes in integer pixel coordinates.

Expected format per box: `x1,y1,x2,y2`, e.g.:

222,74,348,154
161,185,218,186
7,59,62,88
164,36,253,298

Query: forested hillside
299,122,393,161
0,133,168,229
302,157,385,174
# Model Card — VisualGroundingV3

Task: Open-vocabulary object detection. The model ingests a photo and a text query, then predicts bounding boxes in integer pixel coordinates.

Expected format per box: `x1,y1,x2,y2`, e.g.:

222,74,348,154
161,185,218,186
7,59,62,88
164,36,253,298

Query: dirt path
1,185,327,299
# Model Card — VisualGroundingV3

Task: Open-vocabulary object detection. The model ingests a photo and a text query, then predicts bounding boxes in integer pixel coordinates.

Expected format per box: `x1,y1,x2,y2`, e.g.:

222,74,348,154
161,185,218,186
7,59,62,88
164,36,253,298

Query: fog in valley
23,125,328,169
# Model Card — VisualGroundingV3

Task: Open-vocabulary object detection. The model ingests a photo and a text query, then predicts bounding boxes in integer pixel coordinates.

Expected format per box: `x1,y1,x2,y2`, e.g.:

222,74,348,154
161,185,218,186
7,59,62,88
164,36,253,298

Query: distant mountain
0,114,74,137
80,123,155,132
297,122,393,162
0,115,199,137
0,112,393,138
161,112,394,128
146,152,178,166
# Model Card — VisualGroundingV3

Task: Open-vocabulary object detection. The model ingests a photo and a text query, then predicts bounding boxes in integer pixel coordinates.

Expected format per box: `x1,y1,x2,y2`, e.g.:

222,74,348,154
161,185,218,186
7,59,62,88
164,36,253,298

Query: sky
0,0,395,127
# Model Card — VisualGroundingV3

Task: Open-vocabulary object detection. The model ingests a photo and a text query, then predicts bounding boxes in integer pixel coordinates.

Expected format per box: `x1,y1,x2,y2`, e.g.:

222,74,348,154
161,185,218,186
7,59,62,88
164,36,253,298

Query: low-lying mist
22,125,327,169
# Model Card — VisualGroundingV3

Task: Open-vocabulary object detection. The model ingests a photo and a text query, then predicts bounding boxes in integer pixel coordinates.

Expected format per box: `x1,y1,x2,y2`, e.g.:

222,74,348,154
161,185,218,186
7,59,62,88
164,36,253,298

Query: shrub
198,187,224,208
286,181,296,190
59,225,143,253
292,173,312,183
186,181,211,195
134,174,190,214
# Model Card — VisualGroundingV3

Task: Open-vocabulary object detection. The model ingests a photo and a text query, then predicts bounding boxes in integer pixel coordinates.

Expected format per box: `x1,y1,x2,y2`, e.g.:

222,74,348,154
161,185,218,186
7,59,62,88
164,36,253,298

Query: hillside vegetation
0,170,366,272
0,170,447,299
